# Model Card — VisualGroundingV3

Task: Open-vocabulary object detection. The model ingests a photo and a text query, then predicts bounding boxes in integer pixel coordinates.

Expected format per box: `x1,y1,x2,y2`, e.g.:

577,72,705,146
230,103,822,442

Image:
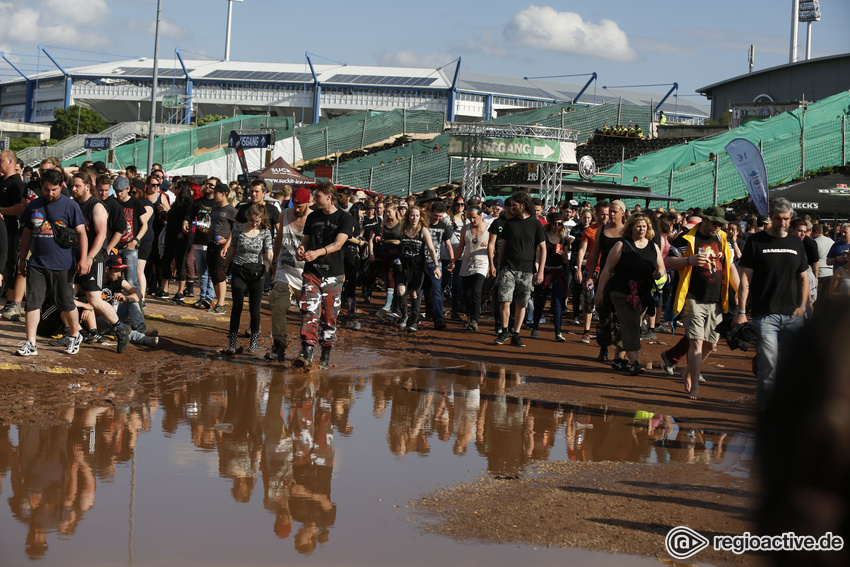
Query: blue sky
1,0,848,103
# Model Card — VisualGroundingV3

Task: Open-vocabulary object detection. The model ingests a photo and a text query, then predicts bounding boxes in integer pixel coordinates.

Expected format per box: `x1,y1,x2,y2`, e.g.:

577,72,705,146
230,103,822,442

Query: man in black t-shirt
735,198,808,412
0,150,27,302
71,172,130,353
114,176,151,292
663,206,738,400
207,183,237,314
493,192,545,347
96,176,128,253
236,179,280,239
792,218,819,307
294,181,355,369
183,183,216,307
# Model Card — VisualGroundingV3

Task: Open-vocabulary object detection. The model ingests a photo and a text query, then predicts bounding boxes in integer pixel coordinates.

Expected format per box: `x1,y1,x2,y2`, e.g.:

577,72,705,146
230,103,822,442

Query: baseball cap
398,200,409,208
105,254,128,270
213,182,229,194
113,176,130,192
93,161,108,174
131,178,145,191
493,199,505,207
569,199,579,206
292,187,312,205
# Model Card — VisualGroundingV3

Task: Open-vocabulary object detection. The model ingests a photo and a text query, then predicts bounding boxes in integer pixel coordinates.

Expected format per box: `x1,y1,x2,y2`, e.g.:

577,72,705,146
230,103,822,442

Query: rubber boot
265,339,285,361
318,345,332,370
294,344,314,368
222,332,238,355
408,295,422,332
398,295,408,329
185,280,195,298
382,289,394,311
249,332,260,353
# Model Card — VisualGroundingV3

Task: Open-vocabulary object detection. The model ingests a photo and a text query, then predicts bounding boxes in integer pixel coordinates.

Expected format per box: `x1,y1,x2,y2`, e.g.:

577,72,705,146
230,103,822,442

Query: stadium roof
1,57,709,117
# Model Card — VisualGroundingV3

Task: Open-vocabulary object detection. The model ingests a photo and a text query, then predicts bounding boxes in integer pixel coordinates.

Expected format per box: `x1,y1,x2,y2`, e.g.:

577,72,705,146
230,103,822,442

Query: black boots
265,339,286,361
318,345,332,370
294,344,314,368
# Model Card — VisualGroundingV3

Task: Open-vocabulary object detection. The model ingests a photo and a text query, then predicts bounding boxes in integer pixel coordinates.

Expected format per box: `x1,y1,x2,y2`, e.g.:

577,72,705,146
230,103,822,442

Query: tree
195,114,228,127
51,105,106,140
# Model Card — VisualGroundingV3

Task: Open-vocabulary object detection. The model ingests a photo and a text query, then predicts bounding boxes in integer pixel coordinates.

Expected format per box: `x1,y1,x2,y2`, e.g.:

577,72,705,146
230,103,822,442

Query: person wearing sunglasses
530,211,571,342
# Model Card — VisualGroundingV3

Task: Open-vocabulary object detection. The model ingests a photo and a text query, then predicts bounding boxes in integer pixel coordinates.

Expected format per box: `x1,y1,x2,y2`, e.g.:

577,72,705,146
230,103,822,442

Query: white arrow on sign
533,144,555,159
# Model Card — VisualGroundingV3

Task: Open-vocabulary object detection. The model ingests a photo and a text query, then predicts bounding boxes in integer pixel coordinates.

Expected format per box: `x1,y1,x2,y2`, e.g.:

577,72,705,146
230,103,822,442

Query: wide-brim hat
699,206,727,224
415,189,441,204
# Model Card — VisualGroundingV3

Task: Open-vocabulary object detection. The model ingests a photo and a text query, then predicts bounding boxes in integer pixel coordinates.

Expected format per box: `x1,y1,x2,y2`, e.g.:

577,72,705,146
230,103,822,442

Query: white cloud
375,49,456,69
0,1,110,50
504,5,637,62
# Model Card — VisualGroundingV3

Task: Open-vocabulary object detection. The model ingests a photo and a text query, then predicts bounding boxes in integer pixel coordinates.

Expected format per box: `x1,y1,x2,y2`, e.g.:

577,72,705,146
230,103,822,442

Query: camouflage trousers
299,272,344,347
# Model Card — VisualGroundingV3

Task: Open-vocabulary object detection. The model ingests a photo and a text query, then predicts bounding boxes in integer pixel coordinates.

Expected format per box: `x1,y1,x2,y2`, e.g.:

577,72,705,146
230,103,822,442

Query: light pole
147,0,162,173
224,0,244,62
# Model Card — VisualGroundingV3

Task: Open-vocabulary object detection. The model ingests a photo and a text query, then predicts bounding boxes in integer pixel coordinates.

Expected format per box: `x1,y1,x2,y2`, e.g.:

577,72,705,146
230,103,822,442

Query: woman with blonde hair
595,213,664,375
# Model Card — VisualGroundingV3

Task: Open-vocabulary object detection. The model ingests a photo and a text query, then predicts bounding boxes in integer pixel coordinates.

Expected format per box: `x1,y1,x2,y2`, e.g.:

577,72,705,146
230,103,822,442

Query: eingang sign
448,135,575,164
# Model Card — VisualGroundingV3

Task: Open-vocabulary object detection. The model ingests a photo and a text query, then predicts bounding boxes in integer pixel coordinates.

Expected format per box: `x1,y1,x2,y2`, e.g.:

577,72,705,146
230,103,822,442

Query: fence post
403,108,407,135
162,138,166,165
668,169,674,198
369,167,373,191
617,97,622,125
219,123,223,147
800,105,806,176
844,115,847,165
134,145,138,166
325,128,329,158
408,155,414,196
713,157,720,206
620,147,625,185
448,158,453,183
361,116,368,149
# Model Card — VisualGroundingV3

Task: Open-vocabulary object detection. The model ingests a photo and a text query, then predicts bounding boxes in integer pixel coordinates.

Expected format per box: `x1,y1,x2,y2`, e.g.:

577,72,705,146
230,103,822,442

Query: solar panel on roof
460,81,555,99
112,66,191,77
199,70,309,82
326,74,437,87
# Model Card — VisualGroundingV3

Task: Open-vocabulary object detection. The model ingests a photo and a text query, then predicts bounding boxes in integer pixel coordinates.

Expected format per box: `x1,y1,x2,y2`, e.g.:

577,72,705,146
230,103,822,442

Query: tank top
610,239,658,296
274,211,305,287
400,229,425,261
598,228,622,272
382,222,401,258
461,224,489,277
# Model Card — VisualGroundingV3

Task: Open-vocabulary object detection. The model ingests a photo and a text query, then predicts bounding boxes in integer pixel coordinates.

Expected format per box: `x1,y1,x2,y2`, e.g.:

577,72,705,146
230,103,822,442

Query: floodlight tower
799,0,821,61
224,0,244,62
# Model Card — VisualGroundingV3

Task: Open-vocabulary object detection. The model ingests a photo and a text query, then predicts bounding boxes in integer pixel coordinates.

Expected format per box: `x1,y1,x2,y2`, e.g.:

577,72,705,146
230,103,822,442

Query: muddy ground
0,291,763,565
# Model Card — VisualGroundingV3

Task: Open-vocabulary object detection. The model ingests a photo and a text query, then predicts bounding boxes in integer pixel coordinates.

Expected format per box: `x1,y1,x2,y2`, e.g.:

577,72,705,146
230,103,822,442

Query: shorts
26,265,76,313
137,243,153,261
684,298,722,344
207,244,227,284
75,258,106,293
496,268,533,306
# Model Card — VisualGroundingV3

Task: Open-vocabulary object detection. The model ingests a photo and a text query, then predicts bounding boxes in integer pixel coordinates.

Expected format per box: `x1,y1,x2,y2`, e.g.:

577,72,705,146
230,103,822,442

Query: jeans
117,301,146,332
119,248,139,291
194,246,214,301
426,262,444,323
532,279,565,335
753,313,805,412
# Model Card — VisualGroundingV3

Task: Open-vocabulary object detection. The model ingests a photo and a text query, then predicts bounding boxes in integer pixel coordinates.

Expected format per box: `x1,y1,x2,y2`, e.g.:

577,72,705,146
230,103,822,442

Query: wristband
324,246,328,256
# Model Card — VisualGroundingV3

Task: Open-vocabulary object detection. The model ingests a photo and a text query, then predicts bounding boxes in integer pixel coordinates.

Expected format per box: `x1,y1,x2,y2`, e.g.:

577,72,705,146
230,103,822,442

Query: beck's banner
725,138,769,217
229,130,250,181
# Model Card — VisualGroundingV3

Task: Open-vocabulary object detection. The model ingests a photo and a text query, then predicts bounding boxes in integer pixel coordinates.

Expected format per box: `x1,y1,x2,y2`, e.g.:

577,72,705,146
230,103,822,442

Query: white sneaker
16,341,37,356
64,334,82,355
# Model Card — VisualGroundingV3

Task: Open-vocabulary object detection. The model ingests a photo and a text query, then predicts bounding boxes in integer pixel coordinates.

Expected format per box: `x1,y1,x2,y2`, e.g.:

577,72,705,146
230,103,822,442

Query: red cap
292,187,312,205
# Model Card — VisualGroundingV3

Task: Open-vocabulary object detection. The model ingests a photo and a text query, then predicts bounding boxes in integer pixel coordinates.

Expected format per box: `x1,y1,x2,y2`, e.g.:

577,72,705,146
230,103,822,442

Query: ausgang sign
448,135,575,164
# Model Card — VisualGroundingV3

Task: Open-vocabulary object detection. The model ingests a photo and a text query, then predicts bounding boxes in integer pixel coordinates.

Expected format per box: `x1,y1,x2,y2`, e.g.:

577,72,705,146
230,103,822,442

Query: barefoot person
664,206,739,399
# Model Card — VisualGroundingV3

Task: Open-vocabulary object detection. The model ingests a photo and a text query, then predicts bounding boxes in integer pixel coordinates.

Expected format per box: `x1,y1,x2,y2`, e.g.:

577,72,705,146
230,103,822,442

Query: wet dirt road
0,295,761,566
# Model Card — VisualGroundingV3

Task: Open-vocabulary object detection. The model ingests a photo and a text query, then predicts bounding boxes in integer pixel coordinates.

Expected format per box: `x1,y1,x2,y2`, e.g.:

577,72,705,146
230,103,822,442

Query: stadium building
0,56,708,126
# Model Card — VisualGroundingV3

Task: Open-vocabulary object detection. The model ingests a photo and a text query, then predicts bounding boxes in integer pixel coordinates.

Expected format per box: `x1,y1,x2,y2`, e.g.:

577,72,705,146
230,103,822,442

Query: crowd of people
0,148,836,410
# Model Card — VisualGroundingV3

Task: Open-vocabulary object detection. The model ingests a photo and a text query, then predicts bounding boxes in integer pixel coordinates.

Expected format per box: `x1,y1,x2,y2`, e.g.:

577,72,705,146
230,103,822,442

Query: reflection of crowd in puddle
0,405,149,558
378,364,738,476
0,366,744,559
